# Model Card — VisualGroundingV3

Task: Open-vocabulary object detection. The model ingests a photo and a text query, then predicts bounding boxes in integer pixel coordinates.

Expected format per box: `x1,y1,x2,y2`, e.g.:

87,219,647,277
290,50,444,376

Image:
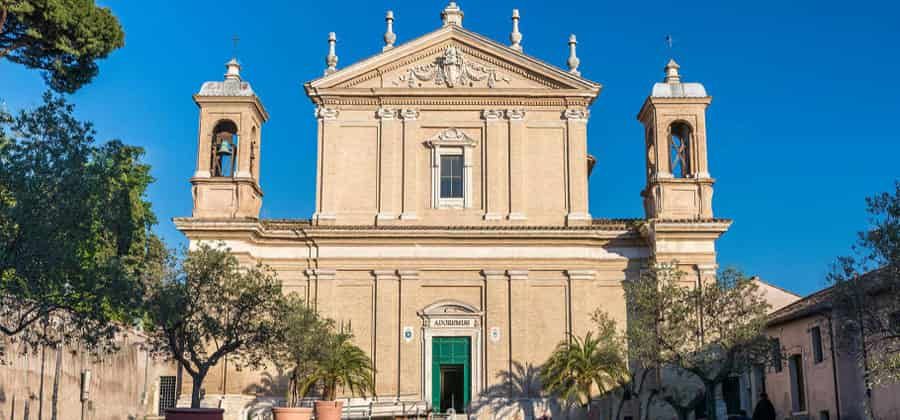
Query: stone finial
383,10,396,51
509,9,522,52
224,58,241,81
664,58,681,83
325,32,338,75
441,2,464,27
567,34,580,76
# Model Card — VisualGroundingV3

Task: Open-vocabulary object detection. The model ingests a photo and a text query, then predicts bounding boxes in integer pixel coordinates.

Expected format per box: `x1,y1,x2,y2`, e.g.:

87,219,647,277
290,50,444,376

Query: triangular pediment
306,26,600,93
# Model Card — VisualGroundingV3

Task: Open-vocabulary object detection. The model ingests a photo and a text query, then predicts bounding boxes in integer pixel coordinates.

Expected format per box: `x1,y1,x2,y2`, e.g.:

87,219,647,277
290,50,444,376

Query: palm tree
299,329,376,401
541,331,629,414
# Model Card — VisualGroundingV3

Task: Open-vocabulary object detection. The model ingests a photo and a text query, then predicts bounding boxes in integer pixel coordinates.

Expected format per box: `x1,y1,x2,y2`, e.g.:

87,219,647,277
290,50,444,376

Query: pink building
761,286,900,420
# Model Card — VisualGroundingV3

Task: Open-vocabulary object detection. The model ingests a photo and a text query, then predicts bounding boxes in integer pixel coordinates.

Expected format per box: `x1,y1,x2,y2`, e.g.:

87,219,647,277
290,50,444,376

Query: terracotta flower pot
272,407,313,420
164,408,224,420
314,400,344,420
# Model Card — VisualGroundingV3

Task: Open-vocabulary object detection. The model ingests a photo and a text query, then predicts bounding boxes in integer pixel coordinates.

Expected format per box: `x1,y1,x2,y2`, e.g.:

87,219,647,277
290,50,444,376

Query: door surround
419,300,483,412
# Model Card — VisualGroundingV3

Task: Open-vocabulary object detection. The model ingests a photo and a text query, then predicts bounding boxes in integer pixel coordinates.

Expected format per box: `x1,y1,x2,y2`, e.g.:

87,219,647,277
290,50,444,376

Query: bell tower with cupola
638,59,714,220
191,58,269,219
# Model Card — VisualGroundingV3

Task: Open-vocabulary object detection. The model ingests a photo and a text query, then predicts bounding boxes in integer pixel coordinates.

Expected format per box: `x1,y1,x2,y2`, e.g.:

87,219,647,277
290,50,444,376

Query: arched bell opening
211,120,239,177
668,121,693,178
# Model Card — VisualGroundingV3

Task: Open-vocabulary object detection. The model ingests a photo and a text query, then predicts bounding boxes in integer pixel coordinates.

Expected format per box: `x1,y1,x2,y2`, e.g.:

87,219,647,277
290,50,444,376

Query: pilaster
373,269,400,396
397,270,420,396
564,109,591,225
506,110,527,221
400,109,420,221
482,110,508,221
482,270,510,394
376,108,401,222
314,106,339,224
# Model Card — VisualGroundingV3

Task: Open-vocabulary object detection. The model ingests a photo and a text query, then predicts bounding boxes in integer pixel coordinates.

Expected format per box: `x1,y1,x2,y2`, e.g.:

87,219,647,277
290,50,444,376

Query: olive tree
828,182,899,392
624,264,771,420
145,243,286,408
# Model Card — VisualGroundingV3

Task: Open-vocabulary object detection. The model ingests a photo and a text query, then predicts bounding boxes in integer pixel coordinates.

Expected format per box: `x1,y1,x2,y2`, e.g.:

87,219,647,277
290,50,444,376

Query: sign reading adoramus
430,318,475,329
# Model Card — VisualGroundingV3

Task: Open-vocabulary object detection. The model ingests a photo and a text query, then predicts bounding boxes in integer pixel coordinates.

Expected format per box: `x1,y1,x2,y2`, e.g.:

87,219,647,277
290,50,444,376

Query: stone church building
174,2,730,418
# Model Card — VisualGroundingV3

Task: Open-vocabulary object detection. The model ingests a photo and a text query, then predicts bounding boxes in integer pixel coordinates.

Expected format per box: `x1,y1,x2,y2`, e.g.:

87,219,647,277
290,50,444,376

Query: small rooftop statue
509,9,523,52
441,2,464,27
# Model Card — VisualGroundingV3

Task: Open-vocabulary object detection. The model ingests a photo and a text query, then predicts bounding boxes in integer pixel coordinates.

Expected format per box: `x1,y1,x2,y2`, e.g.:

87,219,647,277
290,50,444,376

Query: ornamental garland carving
393,46,511,88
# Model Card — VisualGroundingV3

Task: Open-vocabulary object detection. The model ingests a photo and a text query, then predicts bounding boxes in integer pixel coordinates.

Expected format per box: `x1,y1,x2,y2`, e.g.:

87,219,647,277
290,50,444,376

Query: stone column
400,109,420,221
564,109,591,225
482,110,507,221
314,106,339,223
506,110,527,221
376,108,401,222
373,270,400,396
397,270,420,397
482,270,510,396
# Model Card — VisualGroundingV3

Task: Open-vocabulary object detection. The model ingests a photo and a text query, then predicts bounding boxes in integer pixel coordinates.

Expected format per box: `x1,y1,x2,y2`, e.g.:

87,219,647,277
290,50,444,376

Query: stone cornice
172,217,650,243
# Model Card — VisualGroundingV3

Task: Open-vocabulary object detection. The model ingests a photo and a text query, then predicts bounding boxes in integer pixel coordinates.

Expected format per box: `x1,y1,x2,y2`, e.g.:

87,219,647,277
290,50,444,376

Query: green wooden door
431,336,471,413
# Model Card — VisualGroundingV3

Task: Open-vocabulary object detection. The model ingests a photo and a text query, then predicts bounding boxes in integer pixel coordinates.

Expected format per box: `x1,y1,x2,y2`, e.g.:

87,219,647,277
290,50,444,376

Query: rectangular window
772,337,783,372
789,354,806,413
158,376,177,415
440,155,463,199
811,326,824,363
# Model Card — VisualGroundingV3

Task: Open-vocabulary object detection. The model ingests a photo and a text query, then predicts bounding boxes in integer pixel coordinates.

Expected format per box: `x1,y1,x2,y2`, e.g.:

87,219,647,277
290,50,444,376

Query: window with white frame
440,154,464,199
426,128,476,209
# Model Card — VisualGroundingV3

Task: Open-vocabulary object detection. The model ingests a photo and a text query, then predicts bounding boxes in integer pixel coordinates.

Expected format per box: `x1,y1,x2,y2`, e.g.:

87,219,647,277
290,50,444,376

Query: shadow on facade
471,361,564,419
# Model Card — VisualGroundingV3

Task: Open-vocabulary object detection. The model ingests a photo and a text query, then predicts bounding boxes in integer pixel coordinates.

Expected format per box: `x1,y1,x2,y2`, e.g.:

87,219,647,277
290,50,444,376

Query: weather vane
232,34,240,59
665,34,674,49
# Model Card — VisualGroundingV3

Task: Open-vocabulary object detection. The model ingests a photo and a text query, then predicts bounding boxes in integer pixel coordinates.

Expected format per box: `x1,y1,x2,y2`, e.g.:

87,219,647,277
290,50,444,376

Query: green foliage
297,326,375,402
0,92,159,353
828,181,900,385
145,243,286,408
0,0,125,92
623,263,771,420
272,294,335,407
540,315,629,410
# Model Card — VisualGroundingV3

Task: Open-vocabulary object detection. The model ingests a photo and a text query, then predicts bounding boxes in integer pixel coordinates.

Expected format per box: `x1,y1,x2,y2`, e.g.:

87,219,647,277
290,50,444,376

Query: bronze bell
216,134,233,156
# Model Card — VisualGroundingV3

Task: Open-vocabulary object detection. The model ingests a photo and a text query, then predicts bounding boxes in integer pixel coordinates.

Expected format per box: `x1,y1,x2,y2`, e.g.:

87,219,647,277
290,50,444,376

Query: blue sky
1,0,897,296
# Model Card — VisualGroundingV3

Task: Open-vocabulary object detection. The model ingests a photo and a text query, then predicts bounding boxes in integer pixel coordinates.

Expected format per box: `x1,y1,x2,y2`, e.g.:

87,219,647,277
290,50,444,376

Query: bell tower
638,59,714,220
191,58,269,219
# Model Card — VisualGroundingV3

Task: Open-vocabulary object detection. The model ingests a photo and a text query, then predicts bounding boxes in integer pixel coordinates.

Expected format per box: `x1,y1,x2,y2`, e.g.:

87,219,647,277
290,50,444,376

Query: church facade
174,3,731,418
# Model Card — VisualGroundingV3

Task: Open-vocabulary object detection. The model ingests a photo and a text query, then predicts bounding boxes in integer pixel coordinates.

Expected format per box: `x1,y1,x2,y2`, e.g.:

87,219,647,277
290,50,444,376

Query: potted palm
298,327,376,420
540,316,628,420
271,295,332,420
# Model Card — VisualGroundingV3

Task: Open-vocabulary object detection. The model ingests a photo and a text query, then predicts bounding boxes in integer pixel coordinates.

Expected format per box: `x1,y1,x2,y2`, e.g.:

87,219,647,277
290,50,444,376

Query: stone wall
1,330,176,420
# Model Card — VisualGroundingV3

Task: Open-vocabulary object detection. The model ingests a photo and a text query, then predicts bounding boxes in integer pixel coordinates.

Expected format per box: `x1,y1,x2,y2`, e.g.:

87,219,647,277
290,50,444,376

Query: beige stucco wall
0,330,175,420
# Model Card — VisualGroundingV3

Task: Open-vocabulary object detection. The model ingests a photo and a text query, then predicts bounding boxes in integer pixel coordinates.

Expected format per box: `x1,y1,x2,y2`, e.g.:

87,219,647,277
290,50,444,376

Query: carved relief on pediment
392,45,511,88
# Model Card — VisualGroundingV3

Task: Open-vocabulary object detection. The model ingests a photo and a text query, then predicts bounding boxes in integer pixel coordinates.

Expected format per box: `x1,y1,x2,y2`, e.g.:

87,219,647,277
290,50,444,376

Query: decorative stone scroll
506,109,526,120
400,109,420,121
315,106,339,120
563,108,588,121
393,46,511,88
482,109,504,121
376,107,398,120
